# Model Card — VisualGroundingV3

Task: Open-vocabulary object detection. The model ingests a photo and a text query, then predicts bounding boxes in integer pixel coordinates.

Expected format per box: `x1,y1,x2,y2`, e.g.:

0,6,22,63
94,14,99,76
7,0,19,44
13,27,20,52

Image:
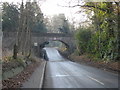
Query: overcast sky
1,0,88,27
41,0,88,25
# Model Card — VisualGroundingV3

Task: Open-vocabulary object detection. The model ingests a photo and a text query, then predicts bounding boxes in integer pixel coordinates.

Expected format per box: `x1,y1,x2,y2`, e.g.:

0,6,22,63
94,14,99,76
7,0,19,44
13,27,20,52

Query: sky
40,0,88,26
1,0,88,27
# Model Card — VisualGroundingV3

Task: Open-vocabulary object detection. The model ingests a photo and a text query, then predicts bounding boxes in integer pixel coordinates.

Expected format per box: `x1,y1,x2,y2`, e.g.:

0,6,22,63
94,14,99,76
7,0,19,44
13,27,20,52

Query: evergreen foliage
75,2,120,61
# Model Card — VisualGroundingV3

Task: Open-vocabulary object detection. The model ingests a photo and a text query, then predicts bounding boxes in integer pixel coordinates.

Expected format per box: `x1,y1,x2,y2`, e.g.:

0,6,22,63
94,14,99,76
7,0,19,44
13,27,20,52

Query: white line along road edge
39,60,47,88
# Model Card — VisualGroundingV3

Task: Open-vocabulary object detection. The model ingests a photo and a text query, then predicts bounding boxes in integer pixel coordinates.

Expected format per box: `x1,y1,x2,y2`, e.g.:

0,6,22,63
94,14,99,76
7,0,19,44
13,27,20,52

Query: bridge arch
37,40,70,58
38,40,69,49
48,40,69,48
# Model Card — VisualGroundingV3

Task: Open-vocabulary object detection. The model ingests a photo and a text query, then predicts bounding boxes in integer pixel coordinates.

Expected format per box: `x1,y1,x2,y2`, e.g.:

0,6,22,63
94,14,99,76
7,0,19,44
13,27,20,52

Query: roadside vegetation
2,1,45,86
70,2,120,72
74,2,120,62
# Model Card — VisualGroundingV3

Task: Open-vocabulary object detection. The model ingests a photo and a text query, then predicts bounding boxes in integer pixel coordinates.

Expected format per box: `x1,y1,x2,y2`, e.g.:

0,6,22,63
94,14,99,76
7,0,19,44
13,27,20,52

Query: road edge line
39,60,47,88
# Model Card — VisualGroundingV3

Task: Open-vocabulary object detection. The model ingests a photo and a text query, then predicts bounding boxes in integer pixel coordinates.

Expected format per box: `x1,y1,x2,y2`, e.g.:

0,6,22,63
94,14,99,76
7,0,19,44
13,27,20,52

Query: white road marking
48,74,82,77
87,75,104,85
55,75,70,77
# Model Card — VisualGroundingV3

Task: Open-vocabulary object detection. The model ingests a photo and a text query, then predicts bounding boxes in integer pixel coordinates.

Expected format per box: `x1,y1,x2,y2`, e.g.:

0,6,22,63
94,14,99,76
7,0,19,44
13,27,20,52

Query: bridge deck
3,31,72,37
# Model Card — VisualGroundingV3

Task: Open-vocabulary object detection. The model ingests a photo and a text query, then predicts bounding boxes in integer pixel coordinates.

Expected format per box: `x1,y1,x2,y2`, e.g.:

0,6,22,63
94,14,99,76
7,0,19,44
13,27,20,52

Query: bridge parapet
3,31,73,37
32,32,72,37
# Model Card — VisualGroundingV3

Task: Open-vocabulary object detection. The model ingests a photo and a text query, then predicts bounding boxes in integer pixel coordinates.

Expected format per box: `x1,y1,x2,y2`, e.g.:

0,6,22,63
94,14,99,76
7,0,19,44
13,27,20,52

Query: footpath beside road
2,59,47,89
21,60,46,88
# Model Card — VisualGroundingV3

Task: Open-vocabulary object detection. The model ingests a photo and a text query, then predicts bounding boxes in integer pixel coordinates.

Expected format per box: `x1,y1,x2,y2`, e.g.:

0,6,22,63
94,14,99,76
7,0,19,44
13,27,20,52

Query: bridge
31,32,75,48
2,31,75,57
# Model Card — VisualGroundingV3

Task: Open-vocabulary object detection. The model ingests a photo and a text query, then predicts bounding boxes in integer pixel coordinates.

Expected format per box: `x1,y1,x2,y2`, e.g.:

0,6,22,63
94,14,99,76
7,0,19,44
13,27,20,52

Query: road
43,47,118,88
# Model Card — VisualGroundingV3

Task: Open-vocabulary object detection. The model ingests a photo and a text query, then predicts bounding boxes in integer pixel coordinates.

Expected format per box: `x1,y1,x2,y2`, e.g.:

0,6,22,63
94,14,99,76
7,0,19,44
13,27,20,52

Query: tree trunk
13,44,18,59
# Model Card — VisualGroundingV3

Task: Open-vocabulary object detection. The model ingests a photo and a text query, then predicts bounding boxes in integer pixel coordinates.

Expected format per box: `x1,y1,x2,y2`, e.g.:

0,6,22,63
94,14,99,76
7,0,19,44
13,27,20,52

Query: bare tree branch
57,4,106,11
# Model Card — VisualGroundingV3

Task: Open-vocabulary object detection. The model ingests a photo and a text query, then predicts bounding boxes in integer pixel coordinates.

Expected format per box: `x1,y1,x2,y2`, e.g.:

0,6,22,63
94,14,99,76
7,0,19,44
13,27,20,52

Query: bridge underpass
2,31,76,58
31,32,75,58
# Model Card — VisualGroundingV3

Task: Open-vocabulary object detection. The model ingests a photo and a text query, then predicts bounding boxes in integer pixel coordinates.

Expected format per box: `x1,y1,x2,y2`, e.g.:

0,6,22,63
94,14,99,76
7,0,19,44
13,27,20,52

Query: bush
75,28,92,54
75,26,118,61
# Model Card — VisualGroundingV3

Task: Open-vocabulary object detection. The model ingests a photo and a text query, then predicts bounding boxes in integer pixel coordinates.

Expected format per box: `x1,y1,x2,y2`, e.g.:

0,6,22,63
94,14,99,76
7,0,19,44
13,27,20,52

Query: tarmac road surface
43,47,118,88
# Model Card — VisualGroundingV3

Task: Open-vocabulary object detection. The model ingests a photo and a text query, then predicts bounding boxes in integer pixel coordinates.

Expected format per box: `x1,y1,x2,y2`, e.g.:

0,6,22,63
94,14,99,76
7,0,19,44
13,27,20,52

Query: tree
87,2,119,60
16,1,47,57
75,1,120,61
48,14,70,33
0,5,2,60
2,1,47,58
2,3,19,31
75,27,92,55
31,1,47,32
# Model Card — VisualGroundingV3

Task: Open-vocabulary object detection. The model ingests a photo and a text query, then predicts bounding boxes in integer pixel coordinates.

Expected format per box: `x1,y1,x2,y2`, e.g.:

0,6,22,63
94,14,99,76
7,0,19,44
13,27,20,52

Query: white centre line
87,75,104,85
